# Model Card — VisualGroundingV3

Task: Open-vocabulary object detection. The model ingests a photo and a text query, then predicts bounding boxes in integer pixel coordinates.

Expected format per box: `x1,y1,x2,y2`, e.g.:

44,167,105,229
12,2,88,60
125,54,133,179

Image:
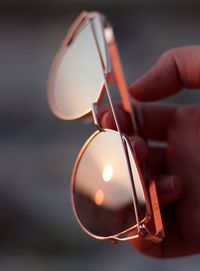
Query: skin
99,46,200,258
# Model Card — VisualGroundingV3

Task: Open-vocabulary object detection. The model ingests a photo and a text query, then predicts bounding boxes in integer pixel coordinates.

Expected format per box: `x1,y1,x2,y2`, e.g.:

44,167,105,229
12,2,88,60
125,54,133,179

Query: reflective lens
91,16,110,73
72,130,147,237
48,20,106,120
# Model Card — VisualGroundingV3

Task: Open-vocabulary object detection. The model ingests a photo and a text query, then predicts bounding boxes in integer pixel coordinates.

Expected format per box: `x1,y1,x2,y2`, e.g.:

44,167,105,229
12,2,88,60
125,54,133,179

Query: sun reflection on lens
102,164,113,182
94,190,104,206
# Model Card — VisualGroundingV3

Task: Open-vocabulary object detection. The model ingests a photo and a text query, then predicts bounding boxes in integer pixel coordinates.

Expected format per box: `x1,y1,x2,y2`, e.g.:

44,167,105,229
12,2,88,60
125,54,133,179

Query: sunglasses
48,11,164,243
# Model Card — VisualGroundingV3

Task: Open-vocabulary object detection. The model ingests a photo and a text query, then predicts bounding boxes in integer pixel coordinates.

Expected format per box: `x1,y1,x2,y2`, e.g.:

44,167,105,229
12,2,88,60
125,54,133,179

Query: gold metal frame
48,11,164,243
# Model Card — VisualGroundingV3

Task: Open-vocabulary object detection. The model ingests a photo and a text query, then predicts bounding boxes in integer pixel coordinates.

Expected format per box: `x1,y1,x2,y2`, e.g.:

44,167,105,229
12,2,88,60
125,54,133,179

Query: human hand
99,46,200,258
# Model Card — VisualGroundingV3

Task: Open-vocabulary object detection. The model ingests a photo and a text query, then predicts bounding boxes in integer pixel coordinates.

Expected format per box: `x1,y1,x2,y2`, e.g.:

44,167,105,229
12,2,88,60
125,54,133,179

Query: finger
129,46,200,101
99,103,174,175
99,105,150,164
148,147,166,175
135,102,176,141
128,135,148,167
156,175,182,205
130,224,192,258
99,103,132,134
99,102,176,141
100,102,176,141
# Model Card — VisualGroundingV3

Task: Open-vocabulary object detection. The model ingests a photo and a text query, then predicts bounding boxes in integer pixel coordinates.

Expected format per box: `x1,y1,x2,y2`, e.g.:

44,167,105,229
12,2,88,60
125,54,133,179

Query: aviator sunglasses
48,11,164,243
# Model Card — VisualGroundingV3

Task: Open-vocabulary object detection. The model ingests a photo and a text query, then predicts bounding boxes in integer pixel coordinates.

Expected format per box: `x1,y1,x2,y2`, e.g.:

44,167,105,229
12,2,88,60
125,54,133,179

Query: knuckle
160,49,176,62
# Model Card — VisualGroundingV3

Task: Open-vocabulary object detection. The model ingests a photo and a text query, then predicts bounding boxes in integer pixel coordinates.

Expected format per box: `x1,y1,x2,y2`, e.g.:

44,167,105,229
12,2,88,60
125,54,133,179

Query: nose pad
92,103,102,130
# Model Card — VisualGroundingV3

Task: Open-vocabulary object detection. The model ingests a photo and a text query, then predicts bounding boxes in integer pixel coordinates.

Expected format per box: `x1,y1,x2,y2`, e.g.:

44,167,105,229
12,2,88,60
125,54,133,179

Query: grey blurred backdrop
1,0,200,270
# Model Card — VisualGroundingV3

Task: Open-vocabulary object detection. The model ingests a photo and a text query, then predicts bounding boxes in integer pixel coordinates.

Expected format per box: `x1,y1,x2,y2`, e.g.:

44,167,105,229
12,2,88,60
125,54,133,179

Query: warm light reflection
95,190,104,205
102,164,113,182
104,26,114,43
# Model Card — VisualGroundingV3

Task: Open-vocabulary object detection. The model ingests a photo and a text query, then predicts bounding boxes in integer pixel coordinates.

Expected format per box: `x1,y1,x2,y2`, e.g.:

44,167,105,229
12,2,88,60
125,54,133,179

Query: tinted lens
48,20,106,120
72,130,147,238
91,16,110,73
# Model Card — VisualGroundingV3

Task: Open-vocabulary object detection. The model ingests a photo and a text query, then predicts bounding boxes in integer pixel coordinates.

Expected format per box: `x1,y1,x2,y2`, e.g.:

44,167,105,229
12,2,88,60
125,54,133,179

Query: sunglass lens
48,21,105,120
72,130,146,237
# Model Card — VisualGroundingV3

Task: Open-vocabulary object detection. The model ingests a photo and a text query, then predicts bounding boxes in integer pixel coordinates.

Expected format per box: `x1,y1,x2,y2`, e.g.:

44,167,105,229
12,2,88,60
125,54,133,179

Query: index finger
129,46,200,101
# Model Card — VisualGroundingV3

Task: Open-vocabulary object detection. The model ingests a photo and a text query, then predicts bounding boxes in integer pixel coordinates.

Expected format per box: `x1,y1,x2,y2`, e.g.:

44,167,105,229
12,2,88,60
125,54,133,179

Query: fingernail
101,112,116,129
101,112,110,127
156,176,175,194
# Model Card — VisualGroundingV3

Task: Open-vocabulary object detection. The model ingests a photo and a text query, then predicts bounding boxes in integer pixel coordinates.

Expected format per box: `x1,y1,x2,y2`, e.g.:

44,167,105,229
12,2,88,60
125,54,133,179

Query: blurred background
1,0,200,270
